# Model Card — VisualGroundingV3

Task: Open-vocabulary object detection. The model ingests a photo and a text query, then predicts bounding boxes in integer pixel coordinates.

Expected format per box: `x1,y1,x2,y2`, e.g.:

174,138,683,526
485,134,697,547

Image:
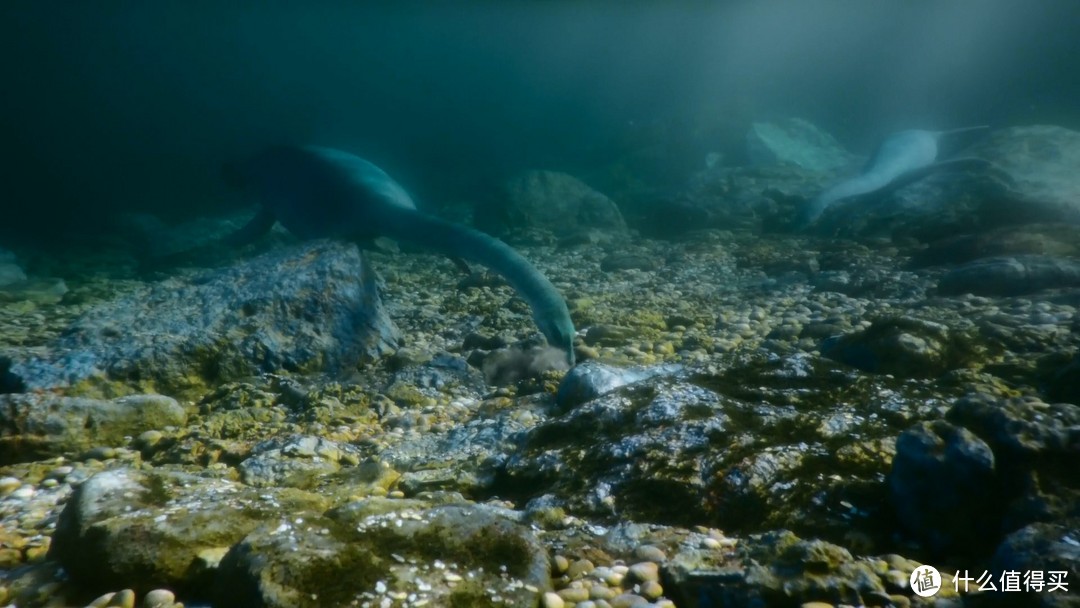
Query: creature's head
536,312,576,368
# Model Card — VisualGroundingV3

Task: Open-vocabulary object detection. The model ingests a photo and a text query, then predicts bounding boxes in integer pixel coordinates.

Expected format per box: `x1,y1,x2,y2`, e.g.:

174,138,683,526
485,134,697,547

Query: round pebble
142,589,176,608
108,589,136,608
639,580,663,601
566,558,595,579
557,587,590,603
541,591,565,608
633,544,667,562
0,477,20,495
552,554,570,574
136,430,164,450
627,561,659,583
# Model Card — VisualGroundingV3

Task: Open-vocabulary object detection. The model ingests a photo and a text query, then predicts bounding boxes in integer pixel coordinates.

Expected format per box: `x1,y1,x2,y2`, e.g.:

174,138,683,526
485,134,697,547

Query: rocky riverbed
1,123,1078,608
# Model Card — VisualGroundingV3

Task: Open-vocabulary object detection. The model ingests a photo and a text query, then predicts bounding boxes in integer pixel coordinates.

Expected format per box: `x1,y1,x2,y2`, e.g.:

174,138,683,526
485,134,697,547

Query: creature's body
799,126,990,226
225,145,576,365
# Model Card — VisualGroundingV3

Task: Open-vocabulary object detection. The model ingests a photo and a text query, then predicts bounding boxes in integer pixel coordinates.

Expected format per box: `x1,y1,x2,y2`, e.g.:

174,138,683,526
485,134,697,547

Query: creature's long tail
378,206,576,365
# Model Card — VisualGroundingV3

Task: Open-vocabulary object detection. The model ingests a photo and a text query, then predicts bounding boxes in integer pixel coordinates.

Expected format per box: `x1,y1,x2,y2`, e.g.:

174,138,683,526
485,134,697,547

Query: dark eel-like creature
224,145,576,365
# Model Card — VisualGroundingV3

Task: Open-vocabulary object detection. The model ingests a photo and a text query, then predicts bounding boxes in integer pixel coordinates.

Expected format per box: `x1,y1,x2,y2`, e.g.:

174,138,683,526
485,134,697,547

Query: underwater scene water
1,2,1078,607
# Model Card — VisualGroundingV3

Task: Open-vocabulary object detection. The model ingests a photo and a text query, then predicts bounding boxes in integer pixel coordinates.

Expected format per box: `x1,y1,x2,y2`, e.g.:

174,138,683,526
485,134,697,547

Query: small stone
566,558,595,579
557,587,591,603
577,602,597,608
639,580,663,600
49,465,74,478
107,589,136,608
800,602,835,608
0,477,21,495
552,554,570,574
654,601,677,608
86,592,116,608
702,537,722,550
83,446,117,461
142,589,176,608
541,591,565,608
610,594,649,608
882,569,909,591
627,561,659,583
590,585,617,600
136,430,164,450
633,544,667,562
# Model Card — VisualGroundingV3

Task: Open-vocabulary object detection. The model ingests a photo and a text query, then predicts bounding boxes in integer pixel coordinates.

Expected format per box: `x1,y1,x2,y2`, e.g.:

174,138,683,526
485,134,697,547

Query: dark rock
821,316,989,378
479,170,627,238
1044,352,1080,405
554,360,680,412
910,224,1080,269
888,420,1001,555
945,393,1080,534
642,164,830,236
986,520,1080,608
937,255,1080,297
508,353,948,539
6,241,400,398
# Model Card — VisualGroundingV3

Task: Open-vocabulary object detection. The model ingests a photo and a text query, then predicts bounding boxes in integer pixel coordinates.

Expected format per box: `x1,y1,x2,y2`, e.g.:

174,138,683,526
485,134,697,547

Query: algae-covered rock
215,502,549,608
48,468,330,599
505,353,963,542
238,434,362,488
5,240,400,398
821,316,990,377
381,411,529,495
0,393,187,464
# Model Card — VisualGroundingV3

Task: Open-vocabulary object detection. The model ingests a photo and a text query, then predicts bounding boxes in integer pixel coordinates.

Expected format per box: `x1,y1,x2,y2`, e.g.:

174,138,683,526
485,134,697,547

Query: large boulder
0,393,187,464
215,502,549,608
4,241,400,398
809,125,1080,239
969,124,1080,224
746,117,855,173
48,468,331,599
0,247,27,287
478,170,628,238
